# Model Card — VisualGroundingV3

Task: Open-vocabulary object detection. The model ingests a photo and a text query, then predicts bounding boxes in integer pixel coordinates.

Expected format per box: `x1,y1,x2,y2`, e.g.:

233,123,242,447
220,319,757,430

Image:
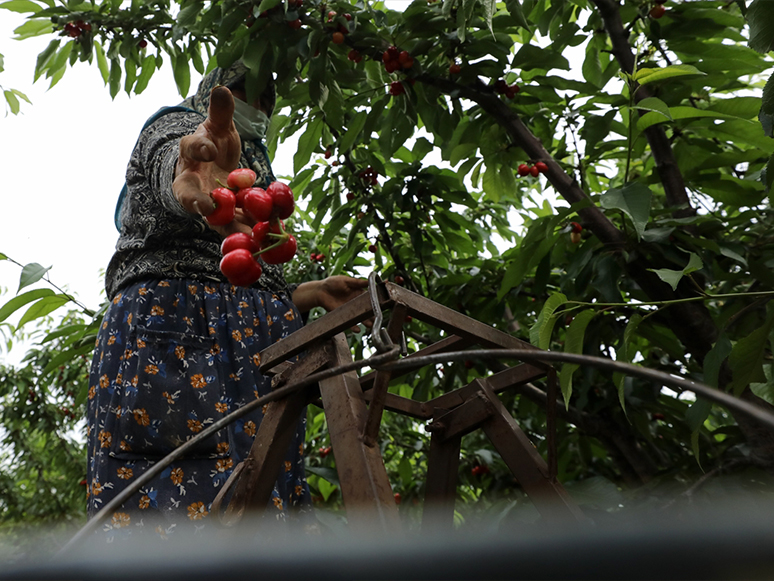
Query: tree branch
590,0,695,219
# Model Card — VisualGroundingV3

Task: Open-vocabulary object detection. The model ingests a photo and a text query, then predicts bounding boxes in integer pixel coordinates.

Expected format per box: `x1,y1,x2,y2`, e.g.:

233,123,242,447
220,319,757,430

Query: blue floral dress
87,64,312,540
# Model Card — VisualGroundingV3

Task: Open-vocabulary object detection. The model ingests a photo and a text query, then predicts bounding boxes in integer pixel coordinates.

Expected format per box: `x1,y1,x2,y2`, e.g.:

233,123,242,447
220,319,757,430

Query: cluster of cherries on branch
211,169,298,286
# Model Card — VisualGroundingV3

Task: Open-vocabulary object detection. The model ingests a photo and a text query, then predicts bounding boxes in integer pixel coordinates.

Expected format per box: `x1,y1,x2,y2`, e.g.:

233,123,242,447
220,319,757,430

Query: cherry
395,275,405,285
332,31,345,44
346,192,355,201
316,253,326,261
242,188,273,222
493,79,508,94
449,62,461,75
368,244,378,253
324,149,332,159
343,13,352,20
288,18,302,29
227,168,257,190
267,181,295,219
251,221,272,246
535,161,548,174
471,465,490,476
529,165,539,177
327,10,337,21
206,187,237,226
262,234,297,264
221,232,258,255
386,46,399,61
517,164,530,176
348,49,362,62
319,446,331,457
138,39,148,49
398,50,412,65
652,412,666,421
570,221,583,234
394,492,402,504
649,4,666,18
389,81,405,96
220,248,263,286
384,60,400,73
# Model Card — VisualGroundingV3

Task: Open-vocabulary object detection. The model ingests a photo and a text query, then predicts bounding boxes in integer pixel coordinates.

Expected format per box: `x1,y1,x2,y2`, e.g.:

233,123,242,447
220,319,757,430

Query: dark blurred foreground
2,498,774,581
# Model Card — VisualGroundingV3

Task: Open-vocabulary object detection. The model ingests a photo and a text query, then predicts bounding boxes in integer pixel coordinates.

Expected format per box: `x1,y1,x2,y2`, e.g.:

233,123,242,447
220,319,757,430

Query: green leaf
256,0,281,15
338,111,367,153
133,55,156,95
747,0,774,53
0,0,42,12
172,53,191,97
294,117,323,174
613,313,643,413
648,252,703,291
0,288,54,324
750,365,774,406
559,309,595,409
685,397,712,432
637,106,755,132
761,73,774,139
703,333,732,388
728,309,774,396
4,89,20,114
94,41,109,84
18,262,50,292
16,294,71,329
632,97,672,120
600,182,652,241
12,17,51,39
529,293,567,349
633,64,704,85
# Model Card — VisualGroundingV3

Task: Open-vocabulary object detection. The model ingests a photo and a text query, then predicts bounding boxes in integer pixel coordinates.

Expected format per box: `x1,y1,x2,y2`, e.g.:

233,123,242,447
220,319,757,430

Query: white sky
0,12,300,328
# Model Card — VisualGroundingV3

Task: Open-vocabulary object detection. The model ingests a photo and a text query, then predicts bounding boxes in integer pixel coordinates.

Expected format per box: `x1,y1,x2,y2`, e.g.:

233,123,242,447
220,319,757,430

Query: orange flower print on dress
272,497,283,510
284,460,292,472
138,287,148,296
187,501,208,520
107,335,117,346
191,374,208,389
244,420,256,437
284,310,295,321
170,468,184,485
119,440,132,452
215,458,233,473
295,485,304,497
139,495,151,509
88,385,96,400
117,466,133,480
145,363,160,375
111,512,131,528
215,402,228,413
151,305,165,316
158,281,170,287
216,442,230,455
232,329,243,342
137,337,146,349
112,293,123,304
127,313,133,326
188,419,203,433
133,408,150,426
244,327,254,338
188,284,198,295
99,375,110,389
92,481,105,496
252,353,261,367
98,430,112,448
174,345,185,360
204,285,217,295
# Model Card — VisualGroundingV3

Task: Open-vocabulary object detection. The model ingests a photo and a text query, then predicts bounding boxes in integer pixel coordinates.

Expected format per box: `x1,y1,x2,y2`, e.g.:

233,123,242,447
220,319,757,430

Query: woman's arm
292,276,369,314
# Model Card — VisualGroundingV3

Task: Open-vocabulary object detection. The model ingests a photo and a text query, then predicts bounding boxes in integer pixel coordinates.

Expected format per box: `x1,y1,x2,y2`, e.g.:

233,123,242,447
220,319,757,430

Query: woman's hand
292,276,370,315
173,85,252,237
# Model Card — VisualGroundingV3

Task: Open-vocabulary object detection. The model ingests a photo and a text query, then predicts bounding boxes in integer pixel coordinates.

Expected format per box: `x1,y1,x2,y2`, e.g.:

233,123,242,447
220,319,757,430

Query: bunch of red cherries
208,168,298,286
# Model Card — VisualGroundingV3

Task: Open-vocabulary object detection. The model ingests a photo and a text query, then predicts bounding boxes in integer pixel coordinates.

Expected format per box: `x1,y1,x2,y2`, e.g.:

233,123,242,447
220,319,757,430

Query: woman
87,63,365,539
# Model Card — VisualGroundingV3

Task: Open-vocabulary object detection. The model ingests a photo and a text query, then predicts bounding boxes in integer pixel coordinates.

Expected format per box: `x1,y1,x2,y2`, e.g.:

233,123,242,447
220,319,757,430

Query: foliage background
2,0,774,557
